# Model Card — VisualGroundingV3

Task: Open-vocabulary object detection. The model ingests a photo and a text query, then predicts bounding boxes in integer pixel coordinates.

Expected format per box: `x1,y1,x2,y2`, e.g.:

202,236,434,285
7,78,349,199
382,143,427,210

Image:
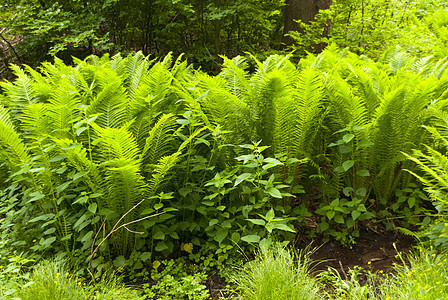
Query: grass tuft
230,245,321,300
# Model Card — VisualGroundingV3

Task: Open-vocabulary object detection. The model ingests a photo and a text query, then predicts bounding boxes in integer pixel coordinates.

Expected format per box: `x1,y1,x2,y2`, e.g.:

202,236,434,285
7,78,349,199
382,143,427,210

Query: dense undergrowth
2,45,448,298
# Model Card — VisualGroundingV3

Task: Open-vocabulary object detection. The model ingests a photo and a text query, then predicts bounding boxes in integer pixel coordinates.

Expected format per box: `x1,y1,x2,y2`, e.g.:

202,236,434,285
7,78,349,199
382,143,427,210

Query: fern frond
54,138,103,193
21,103,51,142
220,56,251,102
97,127,141,164
147,152,181,196
274,67,324,158
0,105,30,169
0,65,38,113
87,69,128,128
47,79,82,139
104,162,146,255
141,113,178,169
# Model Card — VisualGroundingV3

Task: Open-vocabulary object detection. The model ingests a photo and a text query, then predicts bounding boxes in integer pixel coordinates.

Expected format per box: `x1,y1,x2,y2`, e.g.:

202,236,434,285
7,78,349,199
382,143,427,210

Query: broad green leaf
153,230,165,240
358,140,374,147
265,208,275,221
88,203,97,214
41,237,56,248
343,133,355,143
343,187,354,197
267,188,282,199
334,215,345,224
215,228,228,244
209,219,219,226
113,256,126,267
155,241,168,251
141,252,151,261
246,219,266,226
241,235,260,243
346,217,355,228
356,188,367,197
408,197,416,208
234,173,252,186
338,145,353,154
231,232,240,242
352,210,361,221
342,160,355,171
357,169,370,177
202,200,214,206
272,223,296,233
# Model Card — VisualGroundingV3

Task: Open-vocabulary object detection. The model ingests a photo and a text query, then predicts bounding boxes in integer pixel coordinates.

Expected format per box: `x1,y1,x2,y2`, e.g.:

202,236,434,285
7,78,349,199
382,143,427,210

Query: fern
141,113,178,172
0,105,30,169
147,152,181,197
87,69,128,129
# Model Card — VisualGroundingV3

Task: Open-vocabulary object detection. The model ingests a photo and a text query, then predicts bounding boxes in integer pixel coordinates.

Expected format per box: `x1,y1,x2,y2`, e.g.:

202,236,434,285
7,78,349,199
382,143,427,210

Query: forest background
1,0,447,72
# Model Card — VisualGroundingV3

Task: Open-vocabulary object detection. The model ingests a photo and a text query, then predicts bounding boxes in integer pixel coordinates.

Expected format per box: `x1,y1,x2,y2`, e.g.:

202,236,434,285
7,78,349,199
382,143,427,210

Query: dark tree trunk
282,0,332,51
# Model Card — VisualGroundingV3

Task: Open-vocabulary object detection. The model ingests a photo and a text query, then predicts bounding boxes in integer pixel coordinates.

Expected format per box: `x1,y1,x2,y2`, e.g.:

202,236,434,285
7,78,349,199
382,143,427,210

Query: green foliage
1,258,144,300
329,0,448,58
1,47,448,280
320,265,378,299
144,258,209,300
405,123,448,249
379,249,448,299
0,0,285,69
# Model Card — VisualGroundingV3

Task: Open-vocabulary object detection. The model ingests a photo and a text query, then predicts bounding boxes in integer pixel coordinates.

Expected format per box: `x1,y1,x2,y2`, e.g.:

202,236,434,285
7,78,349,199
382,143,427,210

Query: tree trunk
282,0,332,51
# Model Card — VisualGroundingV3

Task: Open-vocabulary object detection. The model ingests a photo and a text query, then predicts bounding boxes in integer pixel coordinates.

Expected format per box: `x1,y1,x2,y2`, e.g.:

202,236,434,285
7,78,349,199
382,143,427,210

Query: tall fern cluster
1,46,448,265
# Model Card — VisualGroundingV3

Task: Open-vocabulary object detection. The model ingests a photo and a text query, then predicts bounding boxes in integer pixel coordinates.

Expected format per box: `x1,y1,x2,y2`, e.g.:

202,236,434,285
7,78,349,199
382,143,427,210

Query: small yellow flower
437,282,441,284
444,259,447,262
56,272,60,277
413,280,417,282
65,272,69,276
54,281,58,285
368,261,371,265
426,268,431,271
379,270,384,274
83,283,86,286
0,265,3,269
78,282,82,285
32,239,36,242
1,286,5,290
423,285,429,290
407,272,412,277
438,262,442,266
385,297,390,300
432,254,436,257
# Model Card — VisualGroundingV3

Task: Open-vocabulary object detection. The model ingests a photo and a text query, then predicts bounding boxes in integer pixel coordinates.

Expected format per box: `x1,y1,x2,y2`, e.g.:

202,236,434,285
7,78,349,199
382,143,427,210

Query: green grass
379,249,448,300
230,245,321,300
4,247,448,299
1,259,144,300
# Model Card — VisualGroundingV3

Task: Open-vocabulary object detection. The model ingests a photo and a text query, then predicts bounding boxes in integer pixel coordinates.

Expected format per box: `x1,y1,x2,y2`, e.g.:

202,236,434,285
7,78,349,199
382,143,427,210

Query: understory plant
0,46,447,280
230,245,321,300
379,249,448,299
3,259,144,300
